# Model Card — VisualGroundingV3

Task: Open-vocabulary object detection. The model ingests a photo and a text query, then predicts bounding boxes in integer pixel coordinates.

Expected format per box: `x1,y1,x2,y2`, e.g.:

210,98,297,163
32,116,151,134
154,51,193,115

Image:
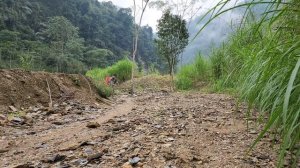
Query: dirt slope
0,69,102,111
0,91,282,168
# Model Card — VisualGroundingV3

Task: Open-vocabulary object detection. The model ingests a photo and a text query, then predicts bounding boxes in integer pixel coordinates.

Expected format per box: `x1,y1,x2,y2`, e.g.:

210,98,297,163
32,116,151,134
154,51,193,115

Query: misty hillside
181,1,268,65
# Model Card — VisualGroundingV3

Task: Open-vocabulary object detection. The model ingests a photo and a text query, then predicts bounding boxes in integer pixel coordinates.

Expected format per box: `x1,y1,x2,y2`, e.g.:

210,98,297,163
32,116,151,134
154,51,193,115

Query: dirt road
0,91,277,168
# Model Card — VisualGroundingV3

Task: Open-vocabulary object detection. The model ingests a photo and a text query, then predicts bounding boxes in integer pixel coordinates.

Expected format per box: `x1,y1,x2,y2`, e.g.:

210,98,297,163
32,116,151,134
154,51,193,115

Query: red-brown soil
0,69,102,112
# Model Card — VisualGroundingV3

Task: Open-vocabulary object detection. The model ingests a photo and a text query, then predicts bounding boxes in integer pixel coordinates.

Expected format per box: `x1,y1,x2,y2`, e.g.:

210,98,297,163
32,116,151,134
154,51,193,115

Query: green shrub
95,82,113,98
107,59,134,82
86,58,135,81
86,58,136,97
176,55,211,90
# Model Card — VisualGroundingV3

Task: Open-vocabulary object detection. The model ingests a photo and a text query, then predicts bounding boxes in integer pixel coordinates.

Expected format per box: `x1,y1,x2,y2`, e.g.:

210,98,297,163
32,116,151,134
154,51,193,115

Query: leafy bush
86,58,136,97
176,65,196,90
86,59,135,81
176,55,211,90
108,59,135,82
94,82,114,98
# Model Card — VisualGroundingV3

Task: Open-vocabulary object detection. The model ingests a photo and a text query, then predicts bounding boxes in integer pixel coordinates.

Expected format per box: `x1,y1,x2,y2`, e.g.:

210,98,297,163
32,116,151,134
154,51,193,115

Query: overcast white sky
99,0,238,31
100,0,162,31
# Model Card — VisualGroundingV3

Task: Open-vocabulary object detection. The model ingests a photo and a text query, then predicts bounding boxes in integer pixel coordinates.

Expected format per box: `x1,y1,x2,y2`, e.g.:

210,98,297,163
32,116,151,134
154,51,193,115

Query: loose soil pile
0,69,102,111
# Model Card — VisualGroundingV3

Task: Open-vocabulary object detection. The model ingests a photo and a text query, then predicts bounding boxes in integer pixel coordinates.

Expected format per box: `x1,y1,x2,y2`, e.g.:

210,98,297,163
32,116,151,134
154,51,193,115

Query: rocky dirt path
0,92,277,168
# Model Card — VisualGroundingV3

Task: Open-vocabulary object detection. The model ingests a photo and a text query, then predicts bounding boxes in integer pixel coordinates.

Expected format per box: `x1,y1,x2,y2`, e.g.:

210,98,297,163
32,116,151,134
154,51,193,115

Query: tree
42,16,82,72
156,10,189,88
150,0,202,66
84,48,114,69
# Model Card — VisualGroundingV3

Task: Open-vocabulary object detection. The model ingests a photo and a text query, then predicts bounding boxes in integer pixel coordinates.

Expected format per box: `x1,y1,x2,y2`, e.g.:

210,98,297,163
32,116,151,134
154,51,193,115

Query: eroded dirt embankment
0,69,102,111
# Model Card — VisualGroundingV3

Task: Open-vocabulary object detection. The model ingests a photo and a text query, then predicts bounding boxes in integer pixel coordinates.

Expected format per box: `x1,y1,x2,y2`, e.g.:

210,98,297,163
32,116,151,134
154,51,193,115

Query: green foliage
85,49,114,69
156,10,189,75
95,82,114,98
43,16,79,43
19,53,33,70
108,59,135,82
176,65,195,90
86,59,135,82
176,55,211,90
196,0,300,166
86,59,135,97
0,0,163,73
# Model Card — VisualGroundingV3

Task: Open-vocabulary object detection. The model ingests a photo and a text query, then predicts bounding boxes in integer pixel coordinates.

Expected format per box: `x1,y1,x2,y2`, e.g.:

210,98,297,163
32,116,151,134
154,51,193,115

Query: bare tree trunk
131,0,150,95
171,65,175,91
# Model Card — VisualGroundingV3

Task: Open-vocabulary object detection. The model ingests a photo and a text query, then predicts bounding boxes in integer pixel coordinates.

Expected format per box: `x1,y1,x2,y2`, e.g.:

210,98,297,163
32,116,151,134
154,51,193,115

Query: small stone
65,105,72,111
5,74,12,79
80,141,96,147
84,148,94,155
60,143,79,151
154,125,162,129
11,117,25,125
52,121,64,125
252,157,259,163
107,119,116,123
166,137,175,142
129,157,141,165
43,154,66,163
87,152,103,162
86,122,100,128
32,107,40,112
9,106,18,112
26,131,36,135
0,149,9,153
73,158,88,166
0,114,6,120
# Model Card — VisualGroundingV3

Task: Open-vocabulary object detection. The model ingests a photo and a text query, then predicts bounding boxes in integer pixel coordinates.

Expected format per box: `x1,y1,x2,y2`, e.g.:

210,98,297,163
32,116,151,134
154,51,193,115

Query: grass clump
176,54,211,90
86,58,135,97
194,0,300,166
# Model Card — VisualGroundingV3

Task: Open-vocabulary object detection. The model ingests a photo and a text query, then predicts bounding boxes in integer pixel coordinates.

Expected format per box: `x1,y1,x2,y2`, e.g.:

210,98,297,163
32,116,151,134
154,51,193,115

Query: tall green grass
86,59,135,82
86,59,135,97
194,0,300,167
176,55,211,90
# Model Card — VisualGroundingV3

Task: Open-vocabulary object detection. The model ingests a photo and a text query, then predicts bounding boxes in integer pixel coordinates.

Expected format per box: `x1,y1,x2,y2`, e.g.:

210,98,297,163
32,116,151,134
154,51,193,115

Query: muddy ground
0,89,280,168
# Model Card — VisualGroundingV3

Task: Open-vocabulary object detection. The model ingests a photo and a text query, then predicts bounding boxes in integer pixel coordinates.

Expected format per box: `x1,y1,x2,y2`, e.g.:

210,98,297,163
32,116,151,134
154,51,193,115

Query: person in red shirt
105,75,117,86
105,76,112,85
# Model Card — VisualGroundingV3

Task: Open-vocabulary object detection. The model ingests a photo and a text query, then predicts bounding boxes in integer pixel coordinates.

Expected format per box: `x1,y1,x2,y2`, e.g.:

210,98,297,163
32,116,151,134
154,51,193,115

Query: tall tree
150,0,202,66
156,10,189,88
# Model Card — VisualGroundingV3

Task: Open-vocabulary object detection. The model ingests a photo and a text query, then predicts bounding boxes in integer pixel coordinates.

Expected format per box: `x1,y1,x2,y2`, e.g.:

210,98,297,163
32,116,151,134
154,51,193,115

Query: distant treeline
0,0,165,73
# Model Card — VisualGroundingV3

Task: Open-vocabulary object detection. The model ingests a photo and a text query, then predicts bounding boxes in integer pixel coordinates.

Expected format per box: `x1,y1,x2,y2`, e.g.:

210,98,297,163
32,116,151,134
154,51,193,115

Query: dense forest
0,0,163,73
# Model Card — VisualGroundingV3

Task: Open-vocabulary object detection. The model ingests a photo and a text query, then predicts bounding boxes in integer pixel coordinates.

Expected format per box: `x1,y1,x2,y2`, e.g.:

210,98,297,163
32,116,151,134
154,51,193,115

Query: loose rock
86,122,100,128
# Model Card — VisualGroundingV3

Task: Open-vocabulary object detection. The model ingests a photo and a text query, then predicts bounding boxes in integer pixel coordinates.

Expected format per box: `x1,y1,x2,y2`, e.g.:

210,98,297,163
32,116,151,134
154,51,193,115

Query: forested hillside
0,0,162,73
